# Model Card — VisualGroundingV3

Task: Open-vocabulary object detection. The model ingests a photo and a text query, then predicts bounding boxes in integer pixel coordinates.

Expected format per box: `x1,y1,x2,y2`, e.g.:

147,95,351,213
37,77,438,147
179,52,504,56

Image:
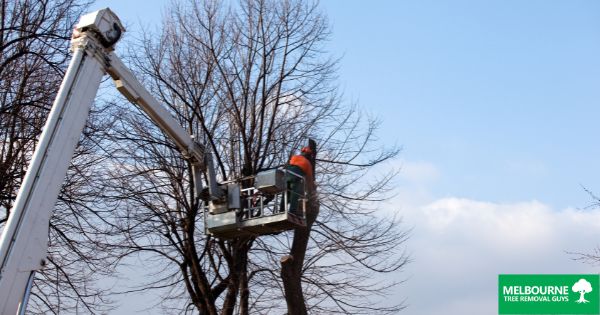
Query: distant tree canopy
0,0,85,222
0,0,409,314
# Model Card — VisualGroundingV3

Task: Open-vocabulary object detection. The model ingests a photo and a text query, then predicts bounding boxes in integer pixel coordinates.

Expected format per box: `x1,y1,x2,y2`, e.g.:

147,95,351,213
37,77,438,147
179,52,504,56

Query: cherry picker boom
0,8,306,314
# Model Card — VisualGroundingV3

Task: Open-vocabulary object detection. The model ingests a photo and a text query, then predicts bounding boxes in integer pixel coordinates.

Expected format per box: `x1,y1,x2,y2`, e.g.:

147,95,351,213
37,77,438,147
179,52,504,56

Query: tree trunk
281,180,319,315
239,268,250,315
222,240,252,315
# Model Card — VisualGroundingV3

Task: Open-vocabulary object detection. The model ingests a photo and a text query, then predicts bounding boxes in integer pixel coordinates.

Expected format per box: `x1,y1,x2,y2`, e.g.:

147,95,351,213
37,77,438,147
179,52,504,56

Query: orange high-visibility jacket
289,155,313,181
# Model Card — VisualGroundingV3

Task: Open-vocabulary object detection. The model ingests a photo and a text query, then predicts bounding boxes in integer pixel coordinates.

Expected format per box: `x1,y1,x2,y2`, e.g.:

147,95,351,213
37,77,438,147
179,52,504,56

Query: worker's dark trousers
281,165,305,215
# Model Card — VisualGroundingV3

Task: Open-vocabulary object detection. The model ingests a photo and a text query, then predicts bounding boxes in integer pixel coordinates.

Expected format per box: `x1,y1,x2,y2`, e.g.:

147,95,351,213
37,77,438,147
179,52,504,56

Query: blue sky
320,0,600,208
89,1,600,314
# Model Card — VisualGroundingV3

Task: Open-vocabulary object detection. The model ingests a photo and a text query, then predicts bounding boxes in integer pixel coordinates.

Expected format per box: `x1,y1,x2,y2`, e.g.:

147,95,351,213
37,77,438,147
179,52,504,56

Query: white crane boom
0,9,221,314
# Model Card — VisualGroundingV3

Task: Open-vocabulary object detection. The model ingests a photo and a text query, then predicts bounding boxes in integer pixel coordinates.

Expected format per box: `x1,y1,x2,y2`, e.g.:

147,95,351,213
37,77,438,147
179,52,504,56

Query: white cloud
396,197,600,315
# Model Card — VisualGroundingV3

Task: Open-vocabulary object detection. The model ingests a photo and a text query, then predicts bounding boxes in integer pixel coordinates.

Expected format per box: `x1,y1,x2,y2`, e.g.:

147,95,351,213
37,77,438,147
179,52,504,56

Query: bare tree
80,0,408,314
572,187,600,266
0,0,84,222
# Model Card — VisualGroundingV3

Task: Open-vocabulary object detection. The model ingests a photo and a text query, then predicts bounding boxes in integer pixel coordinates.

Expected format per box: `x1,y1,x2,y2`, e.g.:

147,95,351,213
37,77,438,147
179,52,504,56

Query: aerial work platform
204,168,307,238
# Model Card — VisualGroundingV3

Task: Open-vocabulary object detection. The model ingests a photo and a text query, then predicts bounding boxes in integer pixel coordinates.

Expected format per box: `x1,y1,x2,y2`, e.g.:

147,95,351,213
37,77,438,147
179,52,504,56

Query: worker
282,146,315,215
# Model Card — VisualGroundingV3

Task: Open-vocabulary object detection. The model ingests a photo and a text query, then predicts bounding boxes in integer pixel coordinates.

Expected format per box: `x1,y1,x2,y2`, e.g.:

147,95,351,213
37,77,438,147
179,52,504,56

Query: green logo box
499,274,600,314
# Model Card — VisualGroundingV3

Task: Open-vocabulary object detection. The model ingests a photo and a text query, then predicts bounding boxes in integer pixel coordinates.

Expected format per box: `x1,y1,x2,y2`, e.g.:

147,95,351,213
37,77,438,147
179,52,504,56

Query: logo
574,279,593,304
499,274,600,314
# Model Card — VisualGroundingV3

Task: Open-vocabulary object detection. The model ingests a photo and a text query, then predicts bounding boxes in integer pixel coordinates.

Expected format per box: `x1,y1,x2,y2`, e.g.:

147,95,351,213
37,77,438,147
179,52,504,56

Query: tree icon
572,279,593,304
